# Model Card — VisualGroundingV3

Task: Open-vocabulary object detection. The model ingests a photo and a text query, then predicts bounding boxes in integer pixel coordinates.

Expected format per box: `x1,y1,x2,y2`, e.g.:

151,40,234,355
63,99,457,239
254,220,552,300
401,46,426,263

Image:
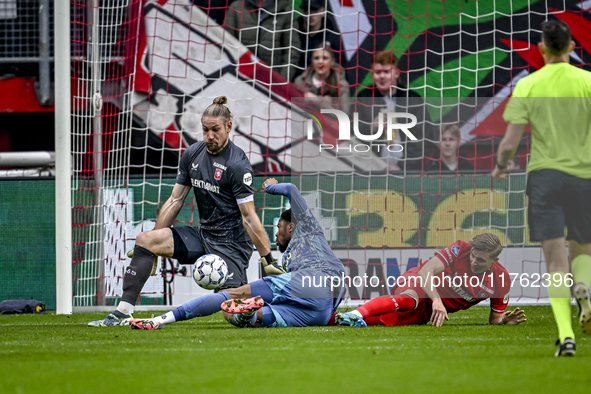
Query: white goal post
55,0,72,315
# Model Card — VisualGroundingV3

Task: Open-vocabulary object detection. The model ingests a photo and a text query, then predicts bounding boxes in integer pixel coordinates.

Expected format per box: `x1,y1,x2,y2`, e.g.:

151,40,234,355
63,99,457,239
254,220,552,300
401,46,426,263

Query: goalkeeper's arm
238,200,282,275
260,254,286,276
263,180,307,216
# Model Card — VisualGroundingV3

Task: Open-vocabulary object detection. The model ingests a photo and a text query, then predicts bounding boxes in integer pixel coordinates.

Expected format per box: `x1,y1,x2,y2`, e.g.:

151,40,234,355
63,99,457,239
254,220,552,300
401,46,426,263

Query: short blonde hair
470,233,503,259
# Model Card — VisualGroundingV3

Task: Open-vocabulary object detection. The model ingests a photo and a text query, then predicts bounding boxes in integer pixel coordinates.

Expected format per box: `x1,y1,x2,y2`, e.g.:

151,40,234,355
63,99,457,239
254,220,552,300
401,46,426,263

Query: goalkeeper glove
127,249,159,276
260,253,286,276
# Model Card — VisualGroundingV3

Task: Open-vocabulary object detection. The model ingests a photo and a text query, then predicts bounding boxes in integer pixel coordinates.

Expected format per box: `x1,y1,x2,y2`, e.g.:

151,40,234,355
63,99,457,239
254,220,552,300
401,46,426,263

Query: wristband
261,253,275,266
496,161,507,170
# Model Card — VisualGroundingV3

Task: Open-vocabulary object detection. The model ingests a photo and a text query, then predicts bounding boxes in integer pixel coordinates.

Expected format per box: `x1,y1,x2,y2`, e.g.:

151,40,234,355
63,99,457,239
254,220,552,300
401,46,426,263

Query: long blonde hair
202,96,232,122
309,45,341,97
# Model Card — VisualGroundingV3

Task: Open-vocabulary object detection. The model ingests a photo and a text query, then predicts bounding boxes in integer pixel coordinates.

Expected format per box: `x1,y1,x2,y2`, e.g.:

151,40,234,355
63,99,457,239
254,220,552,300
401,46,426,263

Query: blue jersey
265,183,345,278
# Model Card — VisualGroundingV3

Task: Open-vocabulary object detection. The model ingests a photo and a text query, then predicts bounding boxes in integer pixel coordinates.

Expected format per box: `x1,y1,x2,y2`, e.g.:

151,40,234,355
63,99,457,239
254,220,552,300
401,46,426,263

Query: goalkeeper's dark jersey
176,140,254,243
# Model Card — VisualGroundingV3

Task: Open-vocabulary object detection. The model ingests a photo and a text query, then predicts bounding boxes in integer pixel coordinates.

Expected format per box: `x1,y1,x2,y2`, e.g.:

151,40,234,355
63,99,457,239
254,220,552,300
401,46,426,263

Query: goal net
68,0,588,310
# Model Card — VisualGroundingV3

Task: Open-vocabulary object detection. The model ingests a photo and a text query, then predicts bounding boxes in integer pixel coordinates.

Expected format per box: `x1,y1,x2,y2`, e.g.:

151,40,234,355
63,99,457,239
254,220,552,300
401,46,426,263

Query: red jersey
432,240,510,314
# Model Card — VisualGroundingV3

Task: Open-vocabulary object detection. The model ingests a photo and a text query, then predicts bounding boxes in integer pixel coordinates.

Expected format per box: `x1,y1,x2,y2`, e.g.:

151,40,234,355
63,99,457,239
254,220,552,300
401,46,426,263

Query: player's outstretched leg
221,296,264,314
334,294,416,328
574,283,591,335
129,291,233,330
335,311,367,328
555,337,576,357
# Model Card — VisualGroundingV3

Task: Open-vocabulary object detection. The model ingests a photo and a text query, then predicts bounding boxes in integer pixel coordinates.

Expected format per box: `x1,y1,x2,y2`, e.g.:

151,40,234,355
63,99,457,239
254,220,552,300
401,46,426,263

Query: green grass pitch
1,306,589,394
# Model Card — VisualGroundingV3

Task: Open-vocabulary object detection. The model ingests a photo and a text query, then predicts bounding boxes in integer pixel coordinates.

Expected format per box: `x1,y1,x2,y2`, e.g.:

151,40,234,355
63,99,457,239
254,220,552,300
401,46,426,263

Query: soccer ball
193,254,229,290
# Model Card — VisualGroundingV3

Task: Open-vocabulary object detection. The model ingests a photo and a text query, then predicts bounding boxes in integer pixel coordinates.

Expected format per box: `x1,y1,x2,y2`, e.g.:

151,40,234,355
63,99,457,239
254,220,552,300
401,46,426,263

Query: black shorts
526,169,591,243
170,226,254,289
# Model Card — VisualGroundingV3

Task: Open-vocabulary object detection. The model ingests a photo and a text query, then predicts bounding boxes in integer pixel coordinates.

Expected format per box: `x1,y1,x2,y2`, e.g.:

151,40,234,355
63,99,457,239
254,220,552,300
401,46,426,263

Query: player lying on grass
335,234,527,328
129,179,346,329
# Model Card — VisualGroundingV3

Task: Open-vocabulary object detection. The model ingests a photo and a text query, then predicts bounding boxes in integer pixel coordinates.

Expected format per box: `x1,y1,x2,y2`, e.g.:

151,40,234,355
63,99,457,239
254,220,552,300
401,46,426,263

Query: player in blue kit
129,179,346,329
89,96,274,327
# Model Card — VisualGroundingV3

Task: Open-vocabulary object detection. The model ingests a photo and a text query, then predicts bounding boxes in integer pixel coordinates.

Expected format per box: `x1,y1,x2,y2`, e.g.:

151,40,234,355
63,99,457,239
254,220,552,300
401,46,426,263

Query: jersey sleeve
265,183,323,237
434,240,467,268
176,148,193,186
265,183,307,217
503,81,529,124
491,269,510,313
228,160,254,202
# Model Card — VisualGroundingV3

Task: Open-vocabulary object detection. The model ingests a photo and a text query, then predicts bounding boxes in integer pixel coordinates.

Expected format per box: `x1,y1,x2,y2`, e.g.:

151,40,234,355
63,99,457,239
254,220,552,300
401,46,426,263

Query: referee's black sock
121,246,155,305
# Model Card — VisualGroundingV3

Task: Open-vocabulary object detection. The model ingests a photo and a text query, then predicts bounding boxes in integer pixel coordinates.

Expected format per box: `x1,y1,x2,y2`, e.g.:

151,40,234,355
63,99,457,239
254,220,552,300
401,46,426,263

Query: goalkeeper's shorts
171,226,253,289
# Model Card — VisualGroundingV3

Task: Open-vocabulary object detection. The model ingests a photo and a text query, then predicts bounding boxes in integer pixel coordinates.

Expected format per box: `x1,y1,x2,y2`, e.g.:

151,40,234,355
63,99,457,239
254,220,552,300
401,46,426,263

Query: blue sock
172,291,230,321
261,306,276,327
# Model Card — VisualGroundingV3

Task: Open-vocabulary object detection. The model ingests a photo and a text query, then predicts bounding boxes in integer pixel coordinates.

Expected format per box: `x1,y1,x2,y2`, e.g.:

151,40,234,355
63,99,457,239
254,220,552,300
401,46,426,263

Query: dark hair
308,45,341,98
280,208,297,224
542,20,572,56
470,233,503,259
202,96,232,122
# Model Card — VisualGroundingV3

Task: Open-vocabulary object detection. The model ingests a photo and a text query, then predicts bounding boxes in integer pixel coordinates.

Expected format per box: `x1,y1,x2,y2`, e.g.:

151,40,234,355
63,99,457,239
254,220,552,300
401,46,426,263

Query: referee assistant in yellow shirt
493,19,591,357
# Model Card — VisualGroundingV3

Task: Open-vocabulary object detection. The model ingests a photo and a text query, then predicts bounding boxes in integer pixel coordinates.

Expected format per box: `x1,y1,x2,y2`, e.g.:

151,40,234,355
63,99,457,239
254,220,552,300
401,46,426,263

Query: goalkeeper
129,180,346,329
492,20,591,357
88,96,274,327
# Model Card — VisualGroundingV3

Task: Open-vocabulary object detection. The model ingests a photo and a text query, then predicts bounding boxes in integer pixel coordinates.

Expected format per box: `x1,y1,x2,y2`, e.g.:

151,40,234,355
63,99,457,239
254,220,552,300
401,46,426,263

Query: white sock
350,310,363,318
155,312,177,327
117,301,134,315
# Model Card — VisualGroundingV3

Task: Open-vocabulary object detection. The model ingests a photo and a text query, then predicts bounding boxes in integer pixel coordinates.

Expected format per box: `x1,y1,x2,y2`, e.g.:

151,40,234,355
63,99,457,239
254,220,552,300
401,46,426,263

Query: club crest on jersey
214,168,224,180
451,245,460,257
476,291,489,299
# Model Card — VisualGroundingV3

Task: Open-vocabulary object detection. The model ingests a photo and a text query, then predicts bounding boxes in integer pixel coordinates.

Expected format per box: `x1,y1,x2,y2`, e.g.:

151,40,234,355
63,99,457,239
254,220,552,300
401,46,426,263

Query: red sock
356,295,416,318
364,316,382,326
327,313,337,326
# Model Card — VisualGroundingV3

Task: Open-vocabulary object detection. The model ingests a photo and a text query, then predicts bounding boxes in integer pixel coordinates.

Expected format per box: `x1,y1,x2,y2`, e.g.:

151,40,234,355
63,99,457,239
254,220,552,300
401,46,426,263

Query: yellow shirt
503,62,591,179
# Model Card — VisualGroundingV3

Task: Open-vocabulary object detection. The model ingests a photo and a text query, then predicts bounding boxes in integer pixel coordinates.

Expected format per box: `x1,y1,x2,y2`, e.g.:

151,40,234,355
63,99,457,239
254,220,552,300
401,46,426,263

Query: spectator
296,0,342,78
424,125,473,173
507,156,522,170
357,51,434,171
294,45,350,115
225,0,300,81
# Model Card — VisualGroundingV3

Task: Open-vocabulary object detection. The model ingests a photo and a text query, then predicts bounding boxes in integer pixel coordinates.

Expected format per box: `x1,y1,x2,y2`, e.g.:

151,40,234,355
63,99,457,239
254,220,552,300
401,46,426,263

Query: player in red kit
335,233,527,327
